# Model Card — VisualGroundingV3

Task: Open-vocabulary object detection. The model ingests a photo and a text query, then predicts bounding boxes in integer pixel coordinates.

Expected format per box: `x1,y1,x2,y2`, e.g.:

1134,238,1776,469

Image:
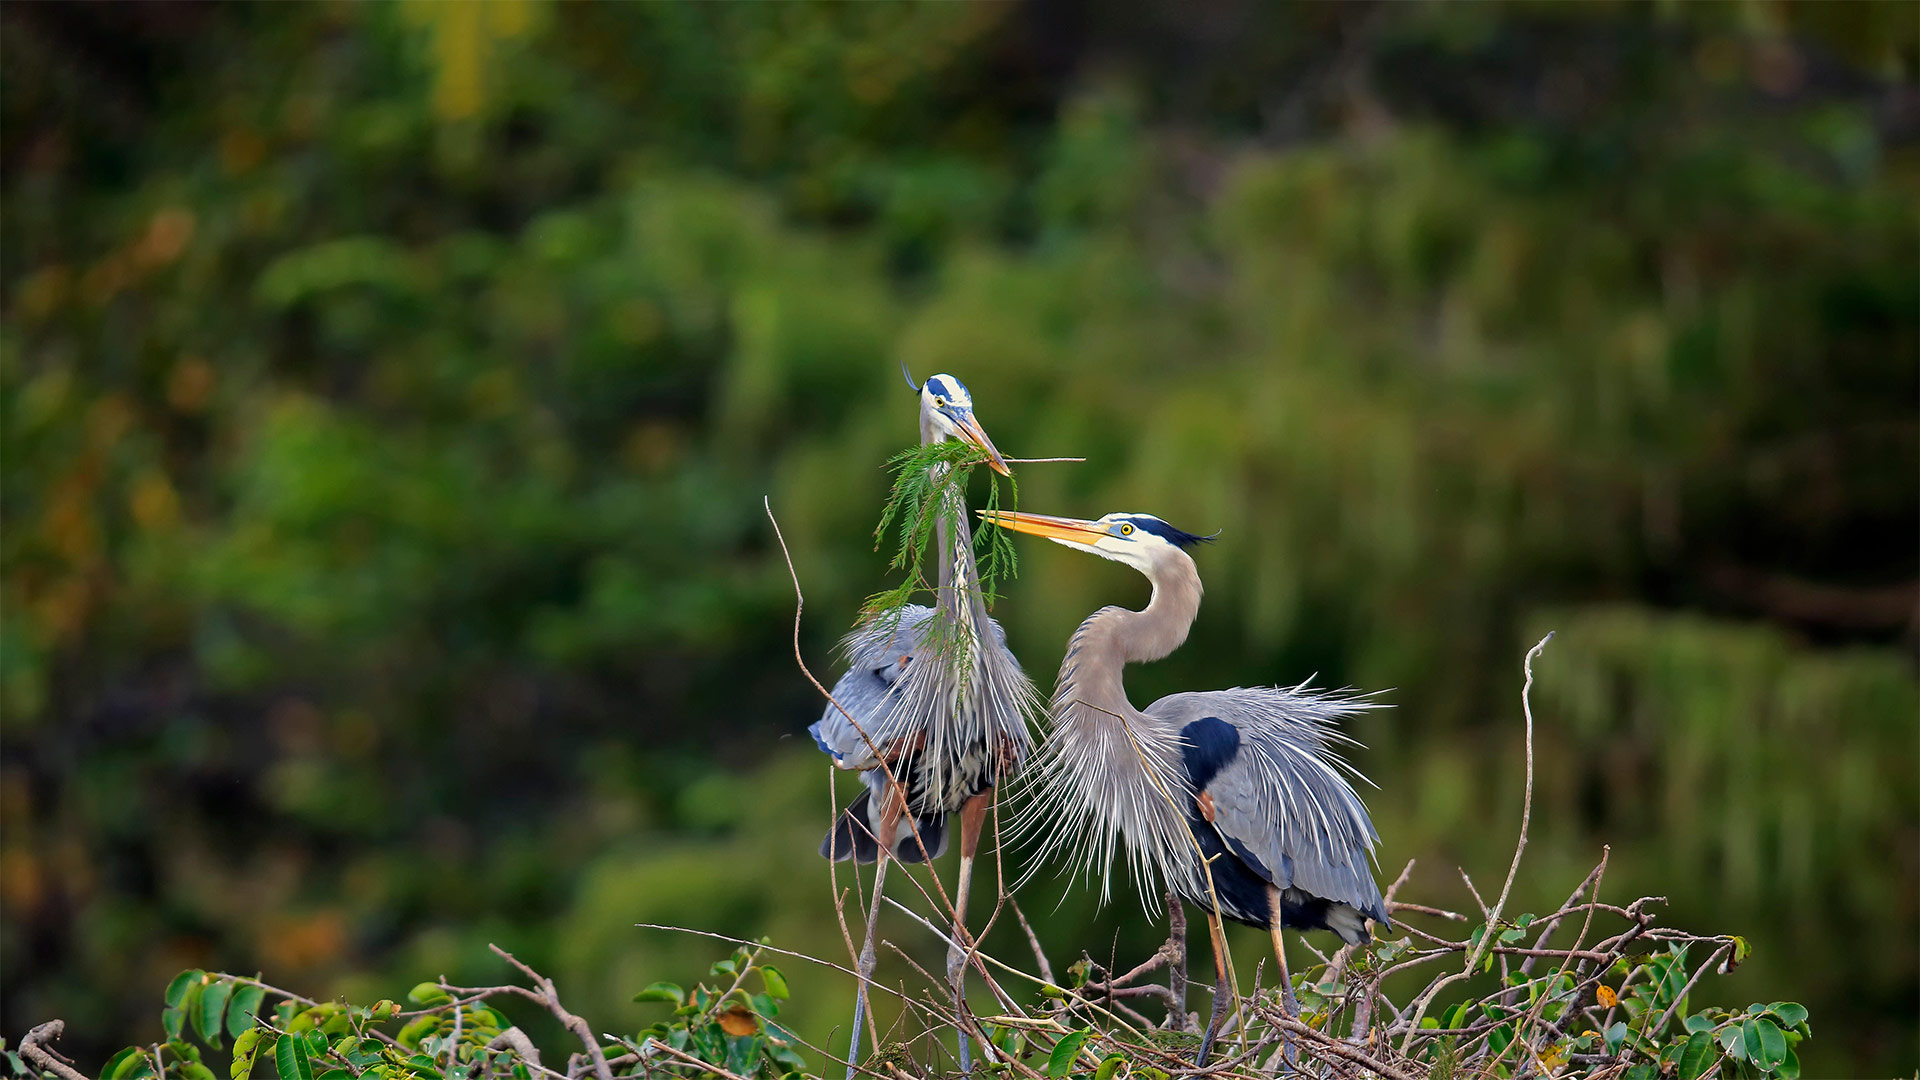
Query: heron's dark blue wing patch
1180,717,1241,791
823,789,881,863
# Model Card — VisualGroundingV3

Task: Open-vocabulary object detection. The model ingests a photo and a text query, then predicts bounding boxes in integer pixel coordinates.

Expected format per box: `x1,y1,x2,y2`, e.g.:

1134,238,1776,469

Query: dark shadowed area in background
2,2,1915,1075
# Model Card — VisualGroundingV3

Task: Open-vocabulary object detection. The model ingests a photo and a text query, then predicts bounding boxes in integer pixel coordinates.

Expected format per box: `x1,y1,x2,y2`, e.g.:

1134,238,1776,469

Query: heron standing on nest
985,508,1389,1066
810,371,1040,1076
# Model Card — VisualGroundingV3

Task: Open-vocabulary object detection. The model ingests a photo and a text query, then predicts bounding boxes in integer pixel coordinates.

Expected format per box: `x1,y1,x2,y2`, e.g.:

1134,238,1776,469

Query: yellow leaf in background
130,470,182,531
404,0,542,121
1596,984,1618,1008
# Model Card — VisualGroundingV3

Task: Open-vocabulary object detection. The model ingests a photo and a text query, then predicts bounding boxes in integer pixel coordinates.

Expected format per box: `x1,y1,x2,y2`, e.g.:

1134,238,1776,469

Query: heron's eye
934,396,948,407
1119,522,1135,536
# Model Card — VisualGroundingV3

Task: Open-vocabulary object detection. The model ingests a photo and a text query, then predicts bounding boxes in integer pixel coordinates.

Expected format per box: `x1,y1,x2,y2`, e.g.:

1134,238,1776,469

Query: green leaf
1769,1002,1808,1027
1683,1014,1714,1034
163,1007,187,1041
275,1031,314,1080
710,959,737,977
227,984,266,1038
231,1030,264,1079
303,1030,328,1059
1746,1018,1787,1068
1093,1054,1126,1080
632,982,686,1005
1604,1021,1629,1055
166,971,206,1009
104,1048,144,1079
178,981,206,1040
197,978,233,1047
759,966,790,1000
1048,1030,1089,1079
1778,1047,1801,1080
407,982,451,1006
1721,1024,1745,1060
1676,1032,1714,1080
397,1015,439,1048
1623,1066,1653,1080
179,1063,218,1080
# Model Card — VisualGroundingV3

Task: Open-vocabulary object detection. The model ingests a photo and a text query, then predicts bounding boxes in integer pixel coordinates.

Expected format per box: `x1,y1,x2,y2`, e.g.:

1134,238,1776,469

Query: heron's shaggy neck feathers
1018,549,1208,904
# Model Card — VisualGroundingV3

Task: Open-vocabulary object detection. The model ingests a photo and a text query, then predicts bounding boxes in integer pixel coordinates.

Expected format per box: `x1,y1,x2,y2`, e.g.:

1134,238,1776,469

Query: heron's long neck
922,420,986,627
1055,552,1202,729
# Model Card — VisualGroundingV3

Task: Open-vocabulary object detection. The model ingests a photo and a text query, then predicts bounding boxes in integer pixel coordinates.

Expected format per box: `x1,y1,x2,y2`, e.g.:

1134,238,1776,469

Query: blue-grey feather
1155,686,1391,941
810,604,1030,864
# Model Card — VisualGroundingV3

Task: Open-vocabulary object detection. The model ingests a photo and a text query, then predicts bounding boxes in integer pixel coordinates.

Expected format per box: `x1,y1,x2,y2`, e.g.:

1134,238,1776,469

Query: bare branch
19,1022,89,1080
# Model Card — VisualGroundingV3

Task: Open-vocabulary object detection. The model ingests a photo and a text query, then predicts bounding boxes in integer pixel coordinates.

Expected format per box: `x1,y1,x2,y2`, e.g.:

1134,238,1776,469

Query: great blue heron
809,372,1040,1076
983,509,1389,1066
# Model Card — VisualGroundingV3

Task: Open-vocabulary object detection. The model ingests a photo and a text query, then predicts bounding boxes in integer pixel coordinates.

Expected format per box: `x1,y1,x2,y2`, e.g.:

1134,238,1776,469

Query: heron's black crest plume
1126,515,1215,550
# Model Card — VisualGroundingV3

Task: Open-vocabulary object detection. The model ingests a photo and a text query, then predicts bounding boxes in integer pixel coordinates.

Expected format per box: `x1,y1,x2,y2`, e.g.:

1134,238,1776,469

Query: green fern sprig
861,440,1019,632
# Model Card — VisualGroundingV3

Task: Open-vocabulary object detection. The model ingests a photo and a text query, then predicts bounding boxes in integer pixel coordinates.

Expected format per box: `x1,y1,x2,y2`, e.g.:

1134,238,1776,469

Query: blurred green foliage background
2,2,1914,1075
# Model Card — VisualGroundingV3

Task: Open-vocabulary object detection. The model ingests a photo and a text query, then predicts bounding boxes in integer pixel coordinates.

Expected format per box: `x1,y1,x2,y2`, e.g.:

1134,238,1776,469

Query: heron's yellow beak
978,510,1105,545
948,410,1011,477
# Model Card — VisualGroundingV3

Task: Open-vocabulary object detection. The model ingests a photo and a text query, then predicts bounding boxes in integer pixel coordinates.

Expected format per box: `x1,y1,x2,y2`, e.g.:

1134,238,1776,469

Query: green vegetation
864,439,1018,620
1,2,1913,1077
64,926,1814,1080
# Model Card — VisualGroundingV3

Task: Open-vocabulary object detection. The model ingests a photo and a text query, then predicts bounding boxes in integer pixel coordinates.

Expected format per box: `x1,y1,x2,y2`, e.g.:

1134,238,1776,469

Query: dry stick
1401,632,1551,1052
485,1029,547,1075
645,1038,758,1080
1459,868,1492,920
1001,456,1087,464
1388,902,1467,922
1166,893,1189,1030
1641,943,1733,1050
1348,858,1417,1043
1009,898,1057,986
1486,849,1613,1076
1253,1010,1420,1080
878,896,1155,1050
488,944,614,1080
1517,855,1610,979
632,924,946,1024
19,1021,88,1080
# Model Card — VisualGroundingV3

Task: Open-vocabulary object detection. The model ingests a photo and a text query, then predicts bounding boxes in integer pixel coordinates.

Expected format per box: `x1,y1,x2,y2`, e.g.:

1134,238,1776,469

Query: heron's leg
1264,885,1298,1070
846,788,904,1080
1194,910,1231,1068
948,789,993,1074
1164,891,1188,1031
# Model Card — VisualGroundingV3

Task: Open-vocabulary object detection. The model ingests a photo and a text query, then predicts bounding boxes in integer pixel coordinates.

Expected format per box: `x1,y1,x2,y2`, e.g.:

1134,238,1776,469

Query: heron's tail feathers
820,789,950,864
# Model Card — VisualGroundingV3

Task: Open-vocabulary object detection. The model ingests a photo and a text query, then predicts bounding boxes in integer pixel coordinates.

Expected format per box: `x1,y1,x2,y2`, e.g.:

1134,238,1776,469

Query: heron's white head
980,510,1213,574
914,371,1009,476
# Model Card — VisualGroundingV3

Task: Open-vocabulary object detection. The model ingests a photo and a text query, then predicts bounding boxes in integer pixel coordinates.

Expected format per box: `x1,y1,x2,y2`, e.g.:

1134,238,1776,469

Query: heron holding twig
984,509,1390,1066
809,371,1040,1077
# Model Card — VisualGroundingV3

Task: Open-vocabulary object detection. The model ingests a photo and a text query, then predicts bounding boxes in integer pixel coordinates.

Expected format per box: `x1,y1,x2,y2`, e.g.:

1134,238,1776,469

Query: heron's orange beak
978,510,1105,545
949,411,1011,477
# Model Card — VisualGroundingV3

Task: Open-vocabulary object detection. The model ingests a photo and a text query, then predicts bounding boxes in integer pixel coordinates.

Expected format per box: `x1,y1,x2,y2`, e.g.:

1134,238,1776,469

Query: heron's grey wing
1147,687,1390,928
809,606,937,771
